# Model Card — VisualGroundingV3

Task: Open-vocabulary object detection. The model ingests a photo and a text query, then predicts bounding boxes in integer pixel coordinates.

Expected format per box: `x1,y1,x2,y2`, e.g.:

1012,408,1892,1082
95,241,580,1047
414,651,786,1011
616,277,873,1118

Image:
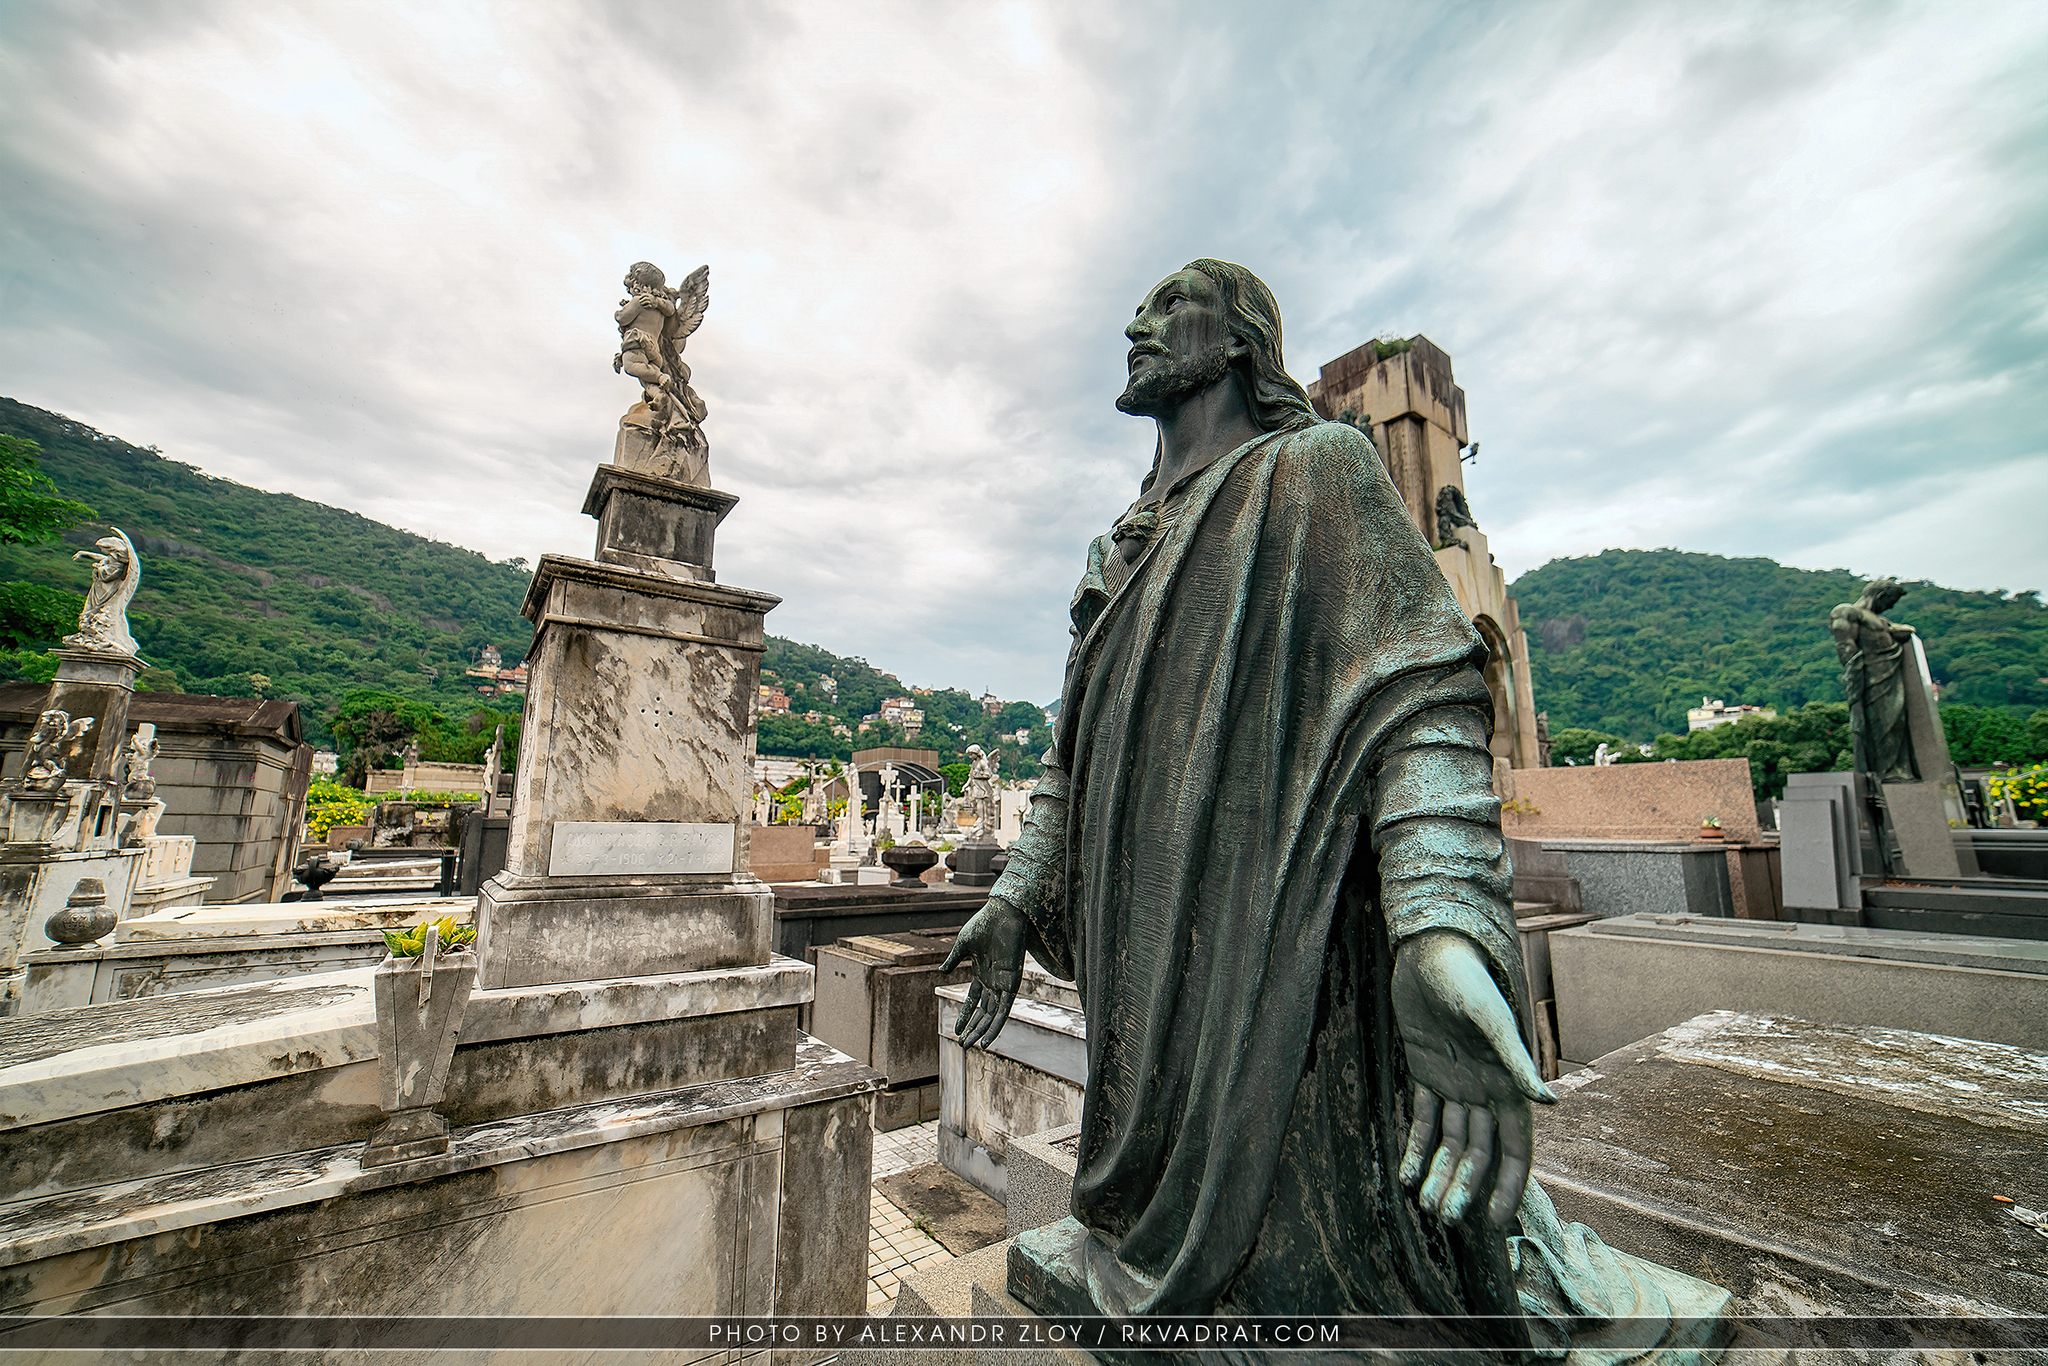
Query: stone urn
44,877,116,947
364,923,477,1167
294,857,339,902
881,841,939,890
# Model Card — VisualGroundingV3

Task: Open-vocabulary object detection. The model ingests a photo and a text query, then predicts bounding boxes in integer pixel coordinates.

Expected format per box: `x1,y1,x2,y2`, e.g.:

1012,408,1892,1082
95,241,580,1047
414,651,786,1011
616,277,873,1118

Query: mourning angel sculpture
1435,483,1479,547
943,260,1723,1359
64,529,141,656
614,261,712,485
963,744,998,842
1830,576,1919,782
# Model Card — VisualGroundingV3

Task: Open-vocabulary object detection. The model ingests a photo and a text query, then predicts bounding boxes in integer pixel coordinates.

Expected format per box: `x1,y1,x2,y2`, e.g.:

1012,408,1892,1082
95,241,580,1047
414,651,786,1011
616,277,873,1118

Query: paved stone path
866,1118,955,1312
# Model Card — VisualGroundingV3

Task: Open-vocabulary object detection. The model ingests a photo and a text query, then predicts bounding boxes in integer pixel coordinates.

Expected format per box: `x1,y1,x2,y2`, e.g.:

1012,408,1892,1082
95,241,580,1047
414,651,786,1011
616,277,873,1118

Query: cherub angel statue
64,529,141,656
24,709,94,792
613,261,712,484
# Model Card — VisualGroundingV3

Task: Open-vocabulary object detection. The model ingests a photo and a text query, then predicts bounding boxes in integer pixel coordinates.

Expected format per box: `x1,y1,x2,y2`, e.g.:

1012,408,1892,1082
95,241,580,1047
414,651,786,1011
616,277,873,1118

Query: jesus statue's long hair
1184,258,1321,434
1136,260,1324,498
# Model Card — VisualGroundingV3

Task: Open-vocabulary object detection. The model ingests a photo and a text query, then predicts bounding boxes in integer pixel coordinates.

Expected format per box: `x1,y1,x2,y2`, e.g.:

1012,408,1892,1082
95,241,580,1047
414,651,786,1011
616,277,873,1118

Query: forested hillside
11,396,2037,771
1512,549,2048,740
0,398,1055,764
0,398,537,746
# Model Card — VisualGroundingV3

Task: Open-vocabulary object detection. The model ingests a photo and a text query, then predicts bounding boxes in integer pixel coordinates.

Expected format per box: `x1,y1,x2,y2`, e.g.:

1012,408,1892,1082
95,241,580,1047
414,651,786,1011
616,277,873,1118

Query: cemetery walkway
867,1118,955,1312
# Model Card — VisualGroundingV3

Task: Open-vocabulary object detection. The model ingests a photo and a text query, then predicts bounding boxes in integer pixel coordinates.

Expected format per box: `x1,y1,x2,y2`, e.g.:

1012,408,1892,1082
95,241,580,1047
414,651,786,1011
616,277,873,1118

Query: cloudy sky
3,1,2044,703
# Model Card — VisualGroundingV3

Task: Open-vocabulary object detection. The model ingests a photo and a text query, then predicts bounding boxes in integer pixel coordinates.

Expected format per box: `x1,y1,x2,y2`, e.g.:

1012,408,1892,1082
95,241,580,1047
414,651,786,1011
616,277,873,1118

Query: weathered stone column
476,464,780,991
0,641,150,1011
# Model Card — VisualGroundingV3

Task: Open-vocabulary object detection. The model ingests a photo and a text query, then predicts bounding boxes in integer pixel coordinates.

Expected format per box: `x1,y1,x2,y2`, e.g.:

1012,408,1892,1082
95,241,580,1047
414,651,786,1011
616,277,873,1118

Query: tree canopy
1514,548,2048,739
0,432,93,667
0,398,535,744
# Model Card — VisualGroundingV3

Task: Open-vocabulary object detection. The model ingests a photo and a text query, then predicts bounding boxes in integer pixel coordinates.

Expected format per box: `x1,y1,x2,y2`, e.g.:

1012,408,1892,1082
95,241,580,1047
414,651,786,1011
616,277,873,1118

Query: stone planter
365,925,476,1167
881,842,939,890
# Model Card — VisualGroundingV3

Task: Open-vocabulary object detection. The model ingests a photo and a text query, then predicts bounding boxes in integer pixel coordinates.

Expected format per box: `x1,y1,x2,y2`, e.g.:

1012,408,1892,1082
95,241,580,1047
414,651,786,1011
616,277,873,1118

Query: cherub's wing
666,265,710,348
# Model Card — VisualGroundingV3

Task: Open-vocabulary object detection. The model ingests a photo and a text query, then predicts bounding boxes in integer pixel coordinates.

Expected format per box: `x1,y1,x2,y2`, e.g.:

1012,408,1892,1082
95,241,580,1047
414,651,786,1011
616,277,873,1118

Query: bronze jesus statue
944,260,1725,1359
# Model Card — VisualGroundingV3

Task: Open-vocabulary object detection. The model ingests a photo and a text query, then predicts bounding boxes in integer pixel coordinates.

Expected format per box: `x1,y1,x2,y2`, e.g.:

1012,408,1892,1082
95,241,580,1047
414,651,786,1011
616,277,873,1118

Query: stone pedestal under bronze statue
944,260,1731,1362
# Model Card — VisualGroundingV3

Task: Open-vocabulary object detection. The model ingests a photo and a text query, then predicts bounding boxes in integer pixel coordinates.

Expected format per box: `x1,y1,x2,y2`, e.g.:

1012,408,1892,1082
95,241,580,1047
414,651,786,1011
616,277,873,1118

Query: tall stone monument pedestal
477,468,781,992
1879,636,1969,877
0,646,150,1014
0,269,878,1322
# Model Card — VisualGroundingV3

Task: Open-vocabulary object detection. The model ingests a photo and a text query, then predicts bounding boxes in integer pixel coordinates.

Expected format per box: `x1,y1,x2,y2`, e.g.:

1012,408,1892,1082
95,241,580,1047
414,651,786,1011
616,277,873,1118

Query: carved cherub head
29,710,69,747
624,261,666,294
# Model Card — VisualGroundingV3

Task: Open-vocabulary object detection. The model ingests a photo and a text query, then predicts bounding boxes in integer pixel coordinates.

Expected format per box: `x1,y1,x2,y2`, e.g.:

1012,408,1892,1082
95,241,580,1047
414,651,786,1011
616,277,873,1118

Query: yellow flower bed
1987,762,2048,822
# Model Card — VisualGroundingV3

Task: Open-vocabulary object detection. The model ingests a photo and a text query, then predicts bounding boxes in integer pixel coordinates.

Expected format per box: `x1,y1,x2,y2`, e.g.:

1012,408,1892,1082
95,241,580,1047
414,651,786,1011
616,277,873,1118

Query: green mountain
0,397,1056,767
1510,548,2048,740
0,397,538,748
10,398,2036,770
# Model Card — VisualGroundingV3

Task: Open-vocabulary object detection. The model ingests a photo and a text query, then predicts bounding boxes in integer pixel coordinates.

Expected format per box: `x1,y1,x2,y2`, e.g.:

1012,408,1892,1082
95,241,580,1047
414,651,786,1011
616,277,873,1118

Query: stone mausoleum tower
1306,338,1543,792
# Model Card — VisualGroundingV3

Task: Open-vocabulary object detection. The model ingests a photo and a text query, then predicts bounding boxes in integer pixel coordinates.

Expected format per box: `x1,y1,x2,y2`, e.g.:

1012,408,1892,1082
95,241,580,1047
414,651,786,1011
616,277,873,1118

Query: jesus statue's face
1117,269,1234,418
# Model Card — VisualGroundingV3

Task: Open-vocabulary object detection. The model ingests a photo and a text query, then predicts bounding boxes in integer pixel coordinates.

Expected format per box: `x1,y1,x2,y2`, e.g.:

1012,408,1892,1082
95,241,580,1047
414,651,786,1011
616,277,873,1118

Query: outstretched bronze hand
1392,929,1556,1227
939,895,1028,1050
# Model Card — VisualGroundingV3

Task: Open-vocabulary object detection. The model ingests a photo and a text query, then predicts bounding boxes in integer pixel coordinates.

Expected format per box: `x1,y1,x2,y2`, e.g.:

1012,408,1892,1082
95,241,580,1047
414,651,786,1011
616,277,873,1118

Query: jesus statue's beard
1116,346,1233,418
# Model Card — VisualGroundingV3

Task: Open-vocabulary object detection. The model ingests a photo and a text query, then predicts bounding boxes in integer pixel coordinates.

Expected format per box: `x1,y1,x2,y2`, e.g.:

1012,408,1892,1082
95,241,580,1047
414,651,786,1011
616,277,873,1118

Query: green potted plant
365,917,477,1167
1698,815,1725,840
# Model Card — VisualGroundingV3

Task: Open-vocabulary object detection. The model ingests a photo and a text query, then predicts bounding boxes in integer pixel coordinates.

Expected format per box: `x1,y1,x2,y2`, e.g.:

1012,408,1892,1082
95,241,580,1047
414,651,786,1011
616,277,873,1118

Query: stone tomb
812,930,971,1130
19,896,473,1011
1781,771,2048,939
1536,1011,2048,1328
1550,911,2048,1067
936,963,1085,1202
0,970,876,1322
0,648,157,1012
773,881,987,965
1535,838,1736,920
0,686,312,906
883,1012,2048,1360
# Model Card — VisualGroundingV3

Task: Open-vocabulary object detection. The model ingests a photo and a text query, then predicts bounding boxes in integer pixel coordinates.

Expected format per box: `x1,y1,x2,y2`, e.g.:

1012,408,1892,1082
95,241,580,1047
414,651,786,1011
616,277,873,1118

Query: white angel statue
614,261,712,484
65,529,141,656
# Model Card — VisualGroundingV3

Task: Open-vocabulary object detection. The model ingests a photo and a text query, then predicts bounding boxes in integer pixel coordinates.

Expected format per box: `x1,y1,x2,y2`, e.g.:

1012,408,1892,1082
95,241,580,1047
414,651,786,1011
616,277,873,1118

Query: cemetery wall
0,683,312,903
1504,757,1761,842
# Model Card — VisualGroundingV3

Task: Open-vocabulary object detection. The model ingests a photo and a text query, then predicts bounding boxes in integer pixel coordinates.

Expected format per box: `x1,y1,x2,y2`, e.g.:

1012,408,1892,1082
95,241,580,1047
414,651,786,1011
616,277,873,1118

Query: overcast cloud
2,1,2044,703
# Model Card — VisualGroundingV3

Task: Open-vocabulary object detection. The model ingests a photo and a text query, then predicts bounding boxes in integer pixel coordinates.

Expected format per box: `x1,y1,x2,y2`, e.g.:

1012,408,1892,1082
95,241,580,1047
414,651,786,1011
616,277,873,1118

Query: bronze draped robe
993,420,1531,1328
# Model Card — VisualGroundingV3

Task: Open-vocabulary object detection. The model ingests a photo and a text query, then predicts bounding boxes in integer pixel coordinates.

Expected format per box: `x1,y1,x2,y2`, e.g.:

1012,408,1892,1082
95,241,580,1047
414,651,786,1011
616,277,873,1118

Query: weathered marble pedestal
0,647,151,1015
